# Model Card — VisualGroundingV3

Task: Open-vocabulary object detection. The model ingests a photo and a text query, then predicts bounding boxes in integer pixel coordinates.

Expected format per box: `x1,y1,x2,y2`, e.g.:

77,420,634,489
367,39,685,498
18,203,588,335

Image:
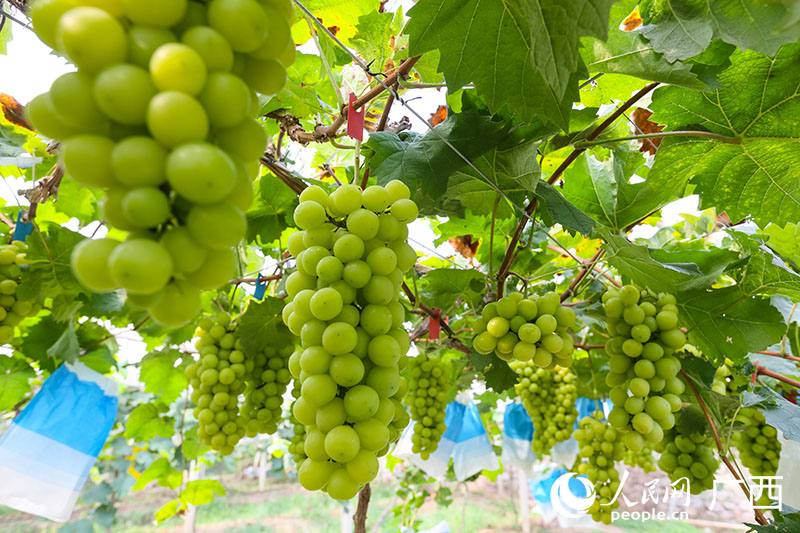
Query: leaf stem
489,194,500,280
573,130,741,149
561,249,605,302
304,13,343,109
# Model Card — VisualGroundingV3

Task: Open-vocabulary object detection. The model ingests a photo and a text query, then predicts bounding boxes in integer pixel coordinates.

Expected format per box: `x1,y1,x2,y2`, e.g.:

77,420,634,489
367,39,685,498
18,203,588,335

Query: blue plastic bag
0,362,118,521
501,402,536,476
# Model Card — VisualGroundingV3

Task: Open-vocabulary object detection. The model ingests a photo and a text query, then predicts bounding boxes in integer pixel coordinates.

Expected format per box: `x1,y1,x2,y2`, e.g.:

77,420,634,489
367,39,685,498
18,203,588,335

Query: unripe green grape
147,91,209,147
181,26,234,72
57,7,127,72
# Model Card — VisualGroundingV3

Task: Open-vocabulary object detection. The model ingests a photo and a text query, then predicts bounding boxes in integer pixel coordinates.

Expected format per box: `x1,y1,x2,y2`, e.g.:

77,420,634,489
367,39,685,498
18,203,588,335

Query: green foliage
236,297,292,357
139,349,188,406
649,43,800,227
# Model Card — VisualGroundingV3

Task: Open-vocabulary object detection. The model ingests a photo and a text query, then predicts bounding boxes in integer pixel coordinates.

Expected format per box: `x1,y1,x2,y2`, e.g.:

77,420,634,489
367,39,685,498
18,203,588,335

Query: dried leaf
0,93,33,131
631,107,664,155
430,105,448,127
448,235,479,262
621,5,642,31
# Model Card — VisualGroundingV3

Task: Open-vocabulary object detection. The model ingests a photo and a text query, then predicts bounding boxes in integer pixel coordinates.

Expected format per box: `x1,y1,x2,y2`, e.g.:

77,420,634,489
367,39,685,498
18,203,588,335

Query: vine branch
496,82,660,291
755,364,800,389
353,484,371,533
573,130,741,149
561,249,605,301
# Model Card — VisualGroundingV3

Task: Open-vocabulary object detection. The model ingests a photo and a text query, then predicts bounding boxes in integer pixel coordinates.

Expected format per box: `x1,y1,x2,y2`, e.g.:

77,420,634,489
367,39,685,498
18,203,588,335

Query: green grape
110,136,167,187
241,57,287,95
199,72,250,127
48,71,107,129
61,135,116,189
121,187,171,228
94,63,156,125
147,91,209,147
214,117,268,161
185,247,236,289
208,0,268,52
108,238,173,295
510,363,578,454
732,408,781,478
149,279,202,327
128,25,176,67
181,26,234,72
149,43,207,94
25,92,83,139
186,203,246,249
121,0,187,26
166,142,236,204
56,7,127,72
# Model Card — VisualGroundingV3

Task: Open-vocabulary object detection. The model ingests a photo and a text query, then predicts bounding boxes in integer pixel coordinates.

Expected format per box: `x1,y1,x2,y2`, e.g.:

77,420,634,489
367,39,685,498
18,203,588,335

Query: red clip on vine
429,308,441,340
346,93,365,141
253,274,266,301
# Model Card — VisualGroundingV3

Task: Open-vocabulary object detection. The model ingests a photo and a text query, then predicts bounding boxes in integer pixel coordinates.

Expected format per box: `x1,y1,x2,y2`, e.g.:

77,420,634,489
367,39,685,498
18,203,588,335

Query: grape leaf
648,43,800,227
366,98,510,200
179,480,225,506
677,352,716,389
47,319,80,363
125,404,175,441
19,315,68,370
638,0,800,62
18,223,87,302
746,517,800,533
599,230,701,293
678,287,785,365
579,0,705,89
0,19,11,55
350,10,403,74
237,297,292,358
406,0,606,127
579,73,647,107
140,349,188,406
0,357,33,411
418,269,486,311
289,0,374,47
648,247,738,291
561,152,673,231
247,173,298,244
765,222,800,267
80,348,117,375
744,388,800,443
534,181,597,237
726,231,800,301
468,348,517,394
131,457,182,491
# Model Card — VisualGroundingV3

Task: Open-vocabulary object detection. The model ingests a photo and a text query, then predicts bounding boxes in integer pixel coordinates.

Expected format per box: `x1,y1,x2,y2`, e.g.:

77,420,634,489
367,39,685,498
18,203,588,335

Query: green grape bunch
472,291,576,368
283,181,417,501
572,412,624,525
406,353,451,459
603,285,687,451
26,0,296,327
288,381,308,467
186,310,294,455
657,408,719,495
510,362,578,454
732,408,781,477
0,241,43,344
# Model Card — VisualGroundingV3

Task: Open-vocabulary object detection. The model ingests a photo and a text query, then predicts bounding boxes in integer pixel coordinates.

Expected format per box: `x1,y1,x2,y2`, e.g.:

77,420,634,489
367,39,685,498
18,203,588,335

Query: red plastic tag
347,93,365,141
429,309,441,340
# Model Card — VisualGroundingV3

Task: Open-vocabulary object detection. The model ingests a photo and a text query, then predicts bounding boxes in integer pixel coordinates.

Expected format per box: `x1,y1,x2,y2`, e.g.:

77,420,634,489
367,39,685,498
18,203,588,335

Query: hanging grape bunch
26,0,296,327
603,285,686,451
186,310,294,454
0,241,43,344
732,408,781,477
472,291,576,368
572,412,624,525
283,181,418,500
406,353,451,459
657,422,719,495
510,361,578,454
288,381,308,467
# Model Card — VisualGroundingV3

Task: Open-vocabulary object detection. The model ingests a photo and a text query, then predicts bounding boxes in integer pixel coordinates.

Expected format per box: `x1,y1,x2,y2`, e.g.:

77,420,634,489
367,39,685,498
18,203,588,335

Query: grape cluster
572,413,624,525
27,0,295,327
657,424,719,495
187,310,294,454
603,285,687,451
239,338,294,436
283,182,418,500
0,241,42,343
187,312,246,454
623,443,656,473
472,291,576,368
510,361,578,454
732,408,781,476
407,353,451,459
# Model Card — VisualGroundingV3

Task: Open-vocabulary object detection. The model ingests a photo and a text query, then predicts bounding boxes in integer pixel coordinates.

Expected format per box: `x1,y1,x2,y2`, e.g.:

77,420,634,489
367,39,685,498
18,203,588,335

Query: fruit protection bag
501,402,536,477
395,396,499,481
0,362,118,521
